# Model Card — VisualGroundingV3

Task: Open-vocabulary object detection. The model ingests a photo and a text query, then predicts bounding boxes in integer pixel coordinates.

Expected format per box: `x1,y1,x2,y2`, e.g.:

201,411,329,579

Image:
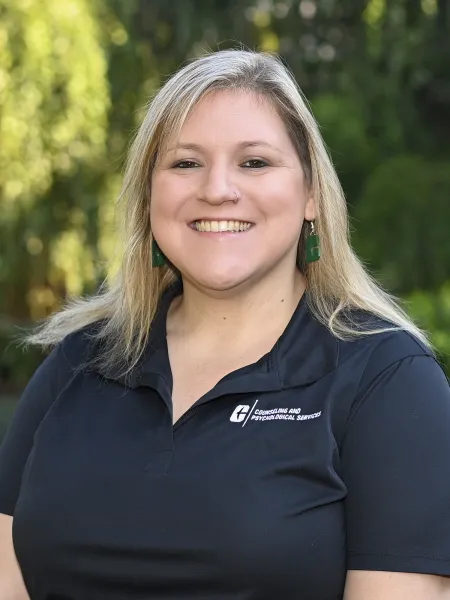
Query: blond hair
25,49,430,376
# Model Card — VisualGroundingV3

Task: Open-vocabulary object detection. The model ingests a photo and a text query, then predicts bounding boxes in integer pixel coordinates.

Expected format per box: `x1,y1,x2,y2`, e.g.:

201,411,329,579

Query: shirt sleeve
342,354,450,575
0,344,67,515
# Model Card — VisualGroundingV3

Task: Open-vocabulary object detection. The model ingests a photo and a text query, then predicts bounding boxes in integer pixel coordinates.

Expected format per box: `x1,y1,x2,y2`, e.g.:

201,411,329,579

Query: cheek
150,173,185,221
258,178,306,224
150,175,192,256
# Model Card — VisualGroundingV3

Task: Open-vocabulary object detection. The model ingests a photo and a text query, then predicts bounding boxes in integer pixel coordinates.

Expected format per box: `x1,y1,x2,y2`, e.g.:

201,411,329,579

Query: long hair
25,49,430,376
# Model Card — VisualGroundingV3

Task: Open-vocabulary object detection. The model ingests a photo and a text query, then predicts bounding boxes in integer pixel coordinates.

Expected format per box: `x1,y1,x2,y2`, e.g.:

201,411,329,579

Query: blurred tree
0,0,110,320
353,155,450,293
118,0,450,193
309,93,375,204
1,0,449,397
406,283,450,372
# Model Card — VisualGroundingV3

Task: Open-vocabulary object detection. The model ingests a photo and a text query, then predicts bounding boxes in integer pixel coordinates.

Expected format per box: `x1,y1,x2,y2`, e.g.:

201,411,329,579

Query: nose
198,163,239,206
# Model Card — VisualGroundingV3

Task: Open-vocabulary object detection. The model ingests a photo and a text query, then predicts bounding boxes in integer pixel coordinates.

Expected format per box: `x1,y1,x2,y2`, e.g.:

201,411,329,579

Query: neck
168,267,306,348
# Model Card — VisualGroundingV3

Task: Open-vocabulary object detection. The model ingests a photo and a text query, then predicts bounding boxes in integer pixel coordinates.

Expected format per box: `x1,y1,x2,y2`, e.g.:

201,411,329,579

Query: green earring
152,238,166,267
305,220,321,264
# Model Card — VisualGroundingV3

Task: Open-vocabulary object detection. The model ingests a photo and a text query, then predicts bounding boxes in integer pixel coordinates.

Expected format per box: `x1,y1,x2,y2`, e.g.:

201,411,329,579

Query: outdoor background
1,0,449,440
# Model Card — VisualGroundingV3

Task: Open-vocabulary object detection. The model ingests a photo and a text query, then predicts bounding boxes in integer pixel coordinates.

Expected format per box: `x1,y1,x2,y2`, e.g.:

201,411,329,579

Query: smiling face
150,90,315,293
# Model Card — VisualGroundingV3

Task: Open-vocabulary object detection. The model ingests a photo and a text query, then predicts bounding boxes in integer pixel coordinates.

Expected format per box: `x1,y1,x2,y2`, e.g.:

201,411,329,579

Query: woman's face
151,90,315,293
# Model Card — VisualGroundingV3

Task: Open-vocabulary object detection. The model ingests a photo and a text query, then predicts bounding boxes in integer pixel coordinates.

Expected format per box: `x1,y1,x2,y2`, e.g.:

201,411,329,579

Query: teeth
194,220,252,233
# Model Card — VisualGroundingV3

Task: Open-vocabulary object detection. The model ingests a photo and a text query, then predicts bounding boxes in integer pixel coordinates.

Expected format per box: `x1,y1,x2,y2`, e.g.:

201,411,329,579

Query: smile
192,220,253,233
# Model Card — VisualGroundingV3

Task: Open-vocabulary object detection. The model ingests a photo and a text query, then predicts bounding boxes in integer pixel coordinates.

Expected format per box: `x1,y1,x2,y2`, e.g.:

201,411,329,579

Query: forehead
186,89,275,120
163,90,291,148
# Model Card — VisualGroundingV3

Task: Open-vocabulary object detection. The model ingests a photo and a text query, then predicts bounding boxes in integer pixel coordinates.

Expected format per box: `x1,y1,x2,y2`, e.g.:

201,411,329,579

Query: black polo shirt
1,283,450,600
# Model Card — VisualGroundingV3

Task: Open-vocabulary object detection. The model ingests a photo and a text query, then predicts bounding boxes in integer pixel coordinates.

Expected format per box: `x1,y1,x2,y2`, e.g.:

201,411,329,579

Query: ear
304,194,316,222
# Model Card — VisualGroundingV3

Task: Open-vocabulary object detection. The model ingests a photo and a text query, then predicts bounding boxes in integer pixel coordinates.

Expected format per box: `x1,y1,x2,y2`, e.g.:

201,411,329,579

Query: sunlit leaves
50,228,96,297
363,0,386,27
259,31,280,51
421,0,438,17
0,0,109,215
0,0,448,374
0,0,110,319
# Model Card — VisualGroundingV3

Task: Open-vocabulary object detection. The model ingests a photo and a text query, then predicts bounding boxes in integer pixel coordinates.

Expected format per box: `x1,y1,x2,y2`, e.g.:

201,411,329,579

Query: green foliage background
1,0,449,427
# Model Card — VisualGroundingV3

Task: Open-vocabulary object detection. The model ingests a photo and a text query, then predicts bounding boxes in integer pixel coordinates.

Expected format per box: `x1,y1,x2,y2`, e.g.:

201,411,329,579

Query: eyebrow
166,140,283,153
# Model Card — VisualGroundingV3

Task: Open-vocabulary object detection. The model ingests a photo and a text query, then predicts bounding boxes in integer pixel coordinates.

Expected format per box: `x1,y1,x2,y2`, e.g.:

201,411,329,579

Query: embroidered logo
230,400,259,426
230,405,250,423
230,401,321,425
251,407,321,422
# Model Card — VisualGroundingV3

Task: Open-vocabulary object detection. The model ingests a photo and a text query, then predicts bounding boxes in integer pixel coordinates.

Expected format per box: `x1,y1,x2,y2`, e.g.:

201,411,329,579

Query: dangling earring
305,220,321,264
152,238,166,267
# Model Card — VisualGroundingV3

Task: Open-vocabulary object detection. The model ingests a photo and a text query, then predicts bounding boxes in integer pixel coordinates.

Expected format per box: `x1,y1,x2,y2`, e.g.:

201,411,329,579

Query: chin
189,267,254,293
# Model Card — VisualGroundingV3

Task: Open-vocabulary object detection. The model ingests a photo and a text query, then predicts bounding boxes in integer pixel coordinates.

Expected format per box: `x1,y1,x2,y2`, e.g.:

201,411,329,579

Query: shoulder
331,315,449,455
57,320,105,372
283,299,439,389
2,325,101,442
334,310,445,397
23,322,103,396
337,308,433,363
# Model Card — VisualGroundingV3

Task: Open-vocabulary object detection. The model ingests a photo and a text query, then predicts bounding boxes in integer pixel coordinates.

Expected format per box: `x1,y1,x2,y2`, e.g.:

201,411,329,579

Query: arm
341,354,450,599
0,514,29,600
344,570,450,600
0,344,69,597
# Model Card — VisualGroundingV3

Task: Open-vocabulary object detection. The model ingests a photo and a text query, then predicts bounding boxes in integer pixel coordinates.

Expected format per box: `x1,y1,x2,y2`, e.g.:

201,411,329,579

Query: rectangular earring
152,238,166,267
305,221,321,263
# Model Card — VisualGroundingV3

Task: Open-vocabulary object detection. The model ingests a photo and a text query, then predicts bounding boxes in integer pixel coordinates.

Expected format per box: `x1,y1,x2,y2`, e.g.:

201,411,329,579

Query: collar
93,280,339,394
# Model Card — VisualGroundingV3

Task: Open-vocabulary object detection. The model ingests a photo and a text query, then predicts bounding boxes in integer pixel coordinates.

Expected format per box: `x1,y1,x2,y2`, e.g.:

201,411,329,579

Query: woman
0,49,449,600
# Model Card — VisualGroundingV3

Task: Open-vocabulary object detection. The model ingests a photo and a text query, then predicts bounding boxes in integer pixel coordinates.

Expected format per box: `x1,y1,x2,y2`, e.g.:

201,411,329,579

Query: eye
241,159,269,169
172,160,200,169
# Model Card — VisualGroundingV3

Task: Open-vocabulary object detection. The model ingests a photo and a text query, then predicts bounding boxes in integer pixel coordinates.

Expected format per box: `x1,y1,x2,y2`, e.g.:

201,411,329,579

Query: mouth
189,220,253,233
